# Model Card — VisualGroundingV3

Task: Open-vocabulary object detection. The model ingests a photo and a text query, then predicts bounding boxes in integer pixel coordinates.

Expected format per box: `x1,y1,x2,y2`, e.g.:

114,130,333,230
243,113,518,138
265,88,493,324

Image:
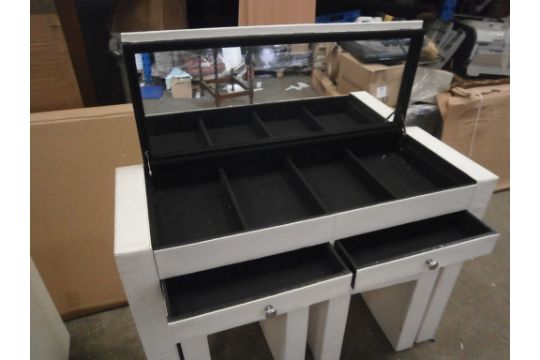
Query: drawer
334,211,498,293
151,132,477,279
162,244,352,342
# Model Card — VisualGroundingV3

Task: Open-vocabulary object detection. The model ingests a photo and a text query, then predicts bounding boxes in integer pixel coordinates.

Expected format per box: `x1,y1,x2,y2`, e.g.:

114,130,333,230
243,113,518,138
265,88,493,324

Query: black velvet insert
294,152,394,212
228,162,325,229
146,95,387,158
346,136,472,198
162,244,349,321
149,131,475,249
258,103,322,137
153,180,244,246
306,99,378,131
335,211,495,270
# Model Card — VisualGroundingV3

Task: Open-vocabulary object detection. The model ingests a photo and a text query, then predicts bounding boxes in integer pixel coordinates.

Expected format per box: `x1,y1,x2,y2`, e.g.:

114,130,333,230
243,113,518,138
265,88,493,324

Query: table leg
213,48,220,107
198,51,204,97
115,249,180,360
260,307,309,360
179,336,211,360
362,270,439,351
416,262,464,343
307,295,351,360
247,48,254,104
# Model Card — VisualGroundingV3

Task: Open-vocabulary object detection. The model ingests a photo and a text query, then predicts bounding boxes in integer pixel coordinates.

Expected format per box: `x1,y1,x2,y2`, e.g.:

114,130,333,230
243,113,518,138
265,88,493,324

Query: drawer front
154,214,335,279
334,211,499,293
167,273,352,342
353,234,497,293
332,185,475,241
154,185,476,280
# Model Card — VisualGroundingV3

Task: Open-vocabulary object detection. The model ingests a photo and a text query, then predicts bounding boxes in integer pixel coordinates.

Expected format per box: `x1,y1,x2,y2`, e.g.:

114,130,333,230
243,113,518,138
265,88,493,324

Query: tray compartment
348,138,463,198
149,117,212,155
151,168,246,248
305,96,379,131
291,149,395,212
250,111,272,138
335,211,495,270
205,110,269,145
226,157,327,230
256,102,324,137
162,244,349,321
149,131,474,249
146,95,393,158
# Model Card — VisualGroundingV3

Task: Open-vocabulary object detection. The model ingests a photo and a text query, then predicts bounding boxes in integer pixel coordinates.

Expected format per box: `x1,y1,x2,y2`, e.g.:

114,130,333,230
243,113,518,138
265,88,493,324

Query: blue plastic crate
316,10,361,23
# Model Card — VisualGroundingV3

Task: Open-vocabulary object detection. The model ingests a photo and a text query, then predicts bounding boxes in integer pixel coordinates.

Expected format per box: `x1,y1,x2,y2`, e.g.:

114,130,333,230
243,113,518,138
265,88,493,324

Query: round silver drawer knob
264,305,277,318
426,259,439,270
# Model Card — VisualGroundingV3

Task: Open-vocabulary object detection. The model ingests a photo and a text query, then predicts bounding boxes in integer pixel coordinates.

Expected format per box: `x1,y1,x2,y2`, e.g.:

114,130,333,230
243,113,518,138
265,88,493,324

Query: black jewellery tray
149,117,474,249
162,244,349,321
146,96,389,158
120,23,476,251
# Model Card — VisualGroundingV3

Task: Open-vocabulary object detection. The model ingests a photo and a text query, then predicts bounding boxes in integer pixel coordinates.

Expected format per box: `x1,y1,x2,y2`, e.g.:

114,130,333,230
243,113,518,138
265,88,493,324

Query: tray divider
346,102,366,124
344,149,397,200
251,111,273,138
404,145,458,186
197,118,213,146
300,106,325,131
218,167,248,229
285,158,329,214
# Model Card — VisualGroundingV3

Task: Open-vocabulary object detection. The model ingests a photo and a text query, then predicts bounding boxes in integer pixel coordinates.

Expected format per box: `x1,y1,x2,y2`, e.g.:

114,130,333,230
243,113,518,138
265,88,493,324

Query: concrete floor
66,190,509,360
142,74,320,115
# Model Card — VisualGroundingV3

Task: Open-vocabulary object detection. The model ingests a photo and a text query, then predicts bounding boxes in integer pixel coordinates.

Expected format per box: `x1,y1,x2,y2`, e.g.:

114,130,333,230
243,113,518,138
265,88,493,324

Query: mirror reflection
136,41,406,116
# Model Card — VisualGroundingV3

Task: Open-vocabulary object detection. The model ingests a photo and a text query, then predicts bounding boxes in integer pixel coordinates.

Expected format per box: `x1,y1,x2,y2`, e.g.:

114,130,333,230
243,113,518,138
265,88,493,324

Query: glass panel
133,39,407,117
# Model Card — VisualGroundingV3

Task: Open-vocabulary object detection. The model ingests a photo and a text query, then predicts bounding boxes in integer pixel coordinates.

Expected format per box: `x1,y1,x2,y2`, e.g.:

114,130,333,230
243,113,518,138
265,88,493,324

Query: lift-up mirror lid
121,21,424,161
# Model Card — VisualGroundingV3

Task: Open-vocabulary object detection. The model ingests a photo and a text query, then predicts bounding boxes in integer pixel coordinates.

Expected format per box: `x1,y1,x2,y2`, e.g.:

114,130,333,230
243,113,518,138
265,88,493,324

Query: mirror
132,39,409,116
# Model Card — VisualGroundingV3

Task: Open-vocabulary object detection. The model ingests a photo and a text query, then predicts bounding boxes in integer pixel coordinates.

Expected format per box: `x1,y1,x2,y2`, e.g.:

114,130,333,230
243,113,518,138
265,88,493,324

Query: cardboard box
238,0,315,25
112,0,188,31
171,78,192,98
324,42,342,82
31,105,142,319
290,43,310,53
336,52,404,107
31,14,83,112
311,69,341,97
437,84,510,190
311,42,329,69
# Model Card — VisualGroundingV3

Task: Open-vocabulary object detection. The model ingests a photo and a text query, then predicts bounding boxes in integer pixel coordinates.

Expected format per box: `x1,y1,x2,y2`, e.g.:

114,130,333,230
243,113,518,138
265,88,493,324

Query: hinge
385,110,406,135
144,150,152,176
394,112,407,150
395,112,406,136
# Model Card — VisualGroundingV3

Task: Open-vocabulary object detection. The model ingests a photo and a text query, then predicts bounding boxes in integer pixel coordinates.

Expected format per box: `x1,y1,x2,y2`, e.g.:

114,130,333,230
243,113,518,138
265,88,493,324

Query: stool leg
307,295,351,360
260,307,309,360
180,336,211,360
362,270,439,351
416,262,464,343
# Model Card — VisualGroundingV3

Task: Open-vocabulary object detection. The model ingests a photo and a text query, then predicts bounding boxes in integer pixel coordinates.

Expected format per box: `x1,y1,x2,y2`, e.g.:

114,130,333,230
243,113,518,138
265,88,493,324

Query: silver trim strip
121,21,423,44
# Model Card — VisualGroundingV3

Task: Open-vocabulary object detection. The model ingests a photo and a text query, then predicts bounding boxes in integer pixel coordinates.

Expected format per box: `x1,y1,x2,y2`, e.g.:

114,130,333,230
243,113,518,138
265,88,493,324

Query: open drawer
162,244,352,341
151,125,478,278
334,211,498,292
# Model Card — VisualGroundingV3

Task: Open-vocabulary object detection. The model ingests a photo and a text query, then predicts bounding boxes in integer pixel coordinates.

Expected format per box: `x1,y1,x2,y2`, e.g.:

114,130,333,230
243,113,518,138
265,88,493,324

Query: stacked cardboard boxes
437,84,510,190
336,52,404,107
